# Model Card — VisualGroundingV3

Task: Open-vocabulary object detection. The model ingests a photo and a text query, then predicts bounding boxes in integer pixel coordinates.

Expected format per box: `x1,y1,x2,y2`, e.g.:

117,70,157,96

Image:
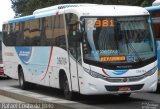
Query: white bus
2,4,158,100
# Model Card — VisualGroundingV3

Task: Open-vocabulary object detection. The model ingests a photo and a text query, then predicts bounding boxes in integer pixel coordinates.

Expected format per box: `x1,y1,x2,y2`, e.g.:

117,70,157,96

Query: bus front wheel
18,67,28,90
63,75,74,100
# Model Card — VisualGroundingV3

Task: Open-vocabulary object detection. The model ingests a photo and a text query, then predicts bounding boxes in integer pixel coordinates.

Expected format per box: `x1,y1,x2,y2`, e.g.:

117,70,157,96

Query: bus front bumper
80,70,158,95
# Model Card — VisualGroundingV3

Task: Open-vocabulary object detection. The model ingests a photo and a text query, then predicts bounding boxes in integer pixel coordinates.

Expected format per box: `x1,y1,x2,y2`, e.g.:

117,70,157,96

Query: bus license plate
118,86,131,91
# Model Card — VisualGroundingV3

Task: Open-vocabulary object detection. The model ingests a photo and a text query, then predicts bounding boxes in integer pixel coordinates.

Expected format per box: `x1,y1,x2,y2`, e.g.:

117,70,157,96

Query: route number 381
86,19,114,28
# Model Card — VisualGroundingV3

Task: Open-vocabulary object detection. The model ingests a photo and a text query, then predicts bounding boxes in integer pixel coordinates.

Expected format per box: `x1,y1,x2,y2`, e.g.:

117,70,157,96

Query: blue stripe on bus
145,6,160,11
8,16,35,23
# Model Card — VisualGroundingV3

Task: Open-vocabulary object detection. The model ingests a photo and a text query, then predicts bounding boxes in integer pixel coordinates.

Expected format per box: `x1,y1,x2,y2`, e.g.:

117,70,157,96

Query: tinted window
2,15,66,49
150,10,160,39
44,15,66,49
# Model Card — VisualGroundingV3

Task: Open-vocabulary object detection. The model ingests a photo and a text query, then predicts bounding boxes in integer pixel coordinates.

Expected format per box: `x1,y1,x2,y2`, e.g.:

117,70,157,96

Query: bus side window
150,10,160,40
54,15,66,49
2,24,8,46
23,19,41,46
44,16,54,46
153,23,160,40
7,23,17,46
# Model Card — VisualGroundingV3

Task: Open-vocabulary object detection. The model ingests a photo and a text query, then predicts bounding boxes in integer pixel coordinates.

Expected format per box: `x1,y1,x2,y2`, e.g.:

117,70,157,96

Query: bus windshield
82,16,156,63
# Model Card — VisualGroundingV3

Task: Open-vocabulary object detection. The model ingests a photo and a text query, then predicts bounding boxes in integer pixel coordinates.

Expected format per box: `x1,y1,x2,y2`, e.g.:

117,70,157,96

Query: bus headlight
83,67,106,79
144,66,157,76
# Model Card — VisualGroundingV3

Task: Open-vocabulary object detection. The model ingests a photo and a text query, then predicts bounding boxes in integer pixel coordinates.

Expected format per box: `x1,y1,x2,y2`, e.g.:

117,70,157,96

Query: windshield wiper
124,33,142,62
128,42,143,62
114,25,120,55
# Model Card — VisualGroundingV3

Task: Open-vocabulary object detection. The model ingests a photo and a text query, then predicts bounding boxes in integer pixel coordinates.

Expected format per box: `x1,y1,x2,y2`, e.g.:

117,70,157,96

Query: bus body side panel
14,46,70,88
18,47,51,86
2,45,19,79
48,47,70,89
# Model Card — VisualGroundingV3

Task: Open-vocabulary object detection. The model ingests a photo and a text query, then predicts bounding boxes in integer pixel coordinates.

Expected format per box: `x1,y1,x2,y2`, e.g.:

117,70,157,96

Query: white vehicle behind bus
2,4,158,100
0,32,4,77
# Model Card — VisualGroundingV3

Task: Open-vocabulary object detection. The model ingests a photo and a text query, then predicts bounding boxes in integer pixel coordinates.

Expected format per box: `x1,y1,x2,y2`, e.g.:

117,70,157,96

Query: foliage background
11,0,155,16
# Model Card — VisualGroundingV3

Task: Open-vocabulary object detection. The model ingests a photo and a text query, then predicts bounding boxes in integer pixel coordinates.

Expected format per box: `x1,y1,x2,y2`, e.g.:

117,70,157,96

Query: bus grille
104,75,145,83
105,84,144,91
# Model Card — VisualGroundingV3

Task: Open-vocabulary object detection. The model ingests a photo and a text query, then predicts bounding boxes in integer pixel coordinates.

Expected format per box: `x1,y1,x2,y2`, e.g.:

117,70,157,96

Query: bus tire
63,75,74,100
18,67,28,90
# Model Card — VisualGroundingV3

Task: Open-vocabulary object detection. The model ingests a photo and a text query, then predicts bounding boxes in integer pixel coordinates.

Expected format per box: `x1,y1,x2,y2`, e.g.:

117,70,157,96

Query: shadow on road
12,84,151,105
0,77,11,80
156,83,160,93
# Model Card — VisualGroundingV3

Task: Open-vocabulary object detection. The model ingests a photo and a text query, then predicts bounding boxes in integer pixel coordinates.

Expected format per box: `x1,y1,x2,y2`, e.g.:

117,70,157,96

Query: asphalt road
0,78,23,104
0,95,22,103
0,78,18,87
0,77,160,109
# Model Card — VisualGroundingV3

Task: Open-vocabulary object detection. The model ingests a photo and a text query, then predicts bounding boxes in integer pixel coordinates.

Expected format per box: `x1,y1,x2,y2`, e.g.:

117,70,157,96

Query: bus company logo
112,70,128,75
122,78,128,82
15,47,32,64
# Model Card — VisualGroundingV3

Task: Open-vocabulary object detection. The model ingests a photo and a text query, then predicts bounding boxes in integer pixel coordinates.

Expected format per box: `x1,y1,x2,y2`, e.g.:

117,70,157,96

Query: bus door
67,21,81,92
68,33,80,91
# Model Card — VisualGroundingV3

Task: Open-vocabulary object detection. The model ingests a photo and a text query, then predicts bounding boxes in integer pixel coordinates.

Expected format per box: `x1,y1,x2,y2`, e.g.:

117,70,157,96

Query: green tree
11,0,27,16
23,0,53,15
141,0,153,7
11,0,53,16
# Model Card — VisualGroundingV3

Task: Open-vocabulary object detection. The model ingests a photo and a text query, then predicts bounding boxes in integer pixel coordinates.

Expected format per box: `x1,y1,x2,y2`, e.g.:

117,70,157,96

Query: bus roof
34,4,149,18
6,4,149,23
8,15,35,23
64,5,149,17
33,4,97,14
